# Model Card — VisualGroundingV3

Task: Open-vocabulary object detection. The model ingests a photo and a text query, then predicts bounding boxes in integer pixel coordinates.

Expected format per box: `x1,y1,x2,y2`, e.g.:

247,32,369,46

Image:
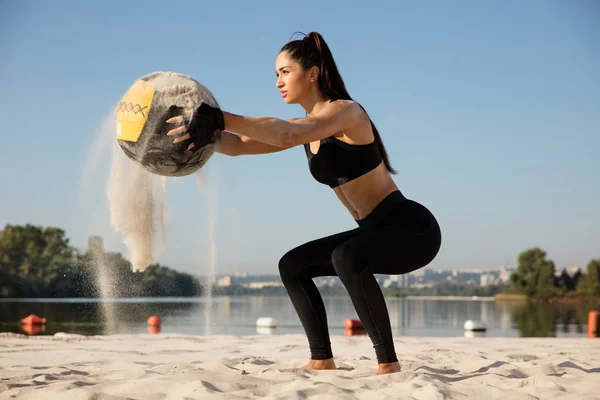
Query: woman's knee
331,243,363,278
278,249,302,282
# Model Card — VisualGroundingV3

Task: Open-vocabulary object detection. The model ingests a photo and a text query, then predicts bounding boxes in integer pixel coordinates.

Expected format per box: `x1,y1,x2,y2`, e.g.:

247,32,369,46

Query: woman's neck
300,88,329,116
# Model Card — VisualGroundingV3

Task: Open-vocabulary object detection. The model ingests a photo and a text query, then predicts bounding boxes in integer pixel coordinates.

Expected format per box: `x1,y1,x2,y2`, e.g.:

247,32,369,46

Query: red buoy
21,314,46,325
147,315,161,326
588,311,599,338
21,324,46,335
147,325,161,334
344,327,367,336
344,318,363,329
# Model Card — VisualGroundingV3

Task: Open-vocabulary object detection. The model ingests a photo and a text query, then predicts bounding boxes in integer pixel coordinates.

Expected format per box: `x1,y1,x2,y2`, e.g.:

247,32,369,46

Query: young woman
167,32,442,375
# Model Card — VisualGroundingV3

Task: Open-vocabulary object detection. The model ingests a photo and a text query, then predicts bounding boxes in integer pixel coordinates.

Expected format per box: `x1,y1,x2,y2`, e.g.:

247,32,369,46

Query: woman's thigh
334,223,441,276
279,227,363,278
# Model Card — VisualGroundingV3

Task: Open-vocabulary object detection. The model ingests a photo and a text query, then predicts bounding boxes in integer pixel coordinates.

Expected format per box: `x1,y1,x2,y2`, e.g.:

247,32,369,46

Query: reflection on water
0,296,595,338
508,302,589,337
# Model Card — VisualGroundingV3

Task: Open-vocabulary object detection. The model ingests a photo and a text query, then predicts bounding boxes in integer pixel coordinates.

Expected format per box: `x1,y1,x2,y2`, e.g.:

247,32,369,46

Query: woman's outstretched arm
223,100,363,147
217,131,293,156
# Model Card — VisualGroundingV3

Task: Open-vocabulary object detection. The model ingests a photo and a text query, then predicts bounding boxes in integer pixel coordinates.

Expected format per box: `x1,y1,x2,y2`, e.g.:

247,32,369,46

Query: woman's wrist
222,111,236,131
219,111,292,147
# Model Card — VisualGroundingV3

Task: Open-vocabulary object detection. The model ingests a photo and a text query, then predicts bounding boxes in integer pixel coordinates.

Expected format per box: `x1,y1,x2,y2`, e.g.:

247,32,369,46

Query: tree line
0,224,202,298
508,247,600,298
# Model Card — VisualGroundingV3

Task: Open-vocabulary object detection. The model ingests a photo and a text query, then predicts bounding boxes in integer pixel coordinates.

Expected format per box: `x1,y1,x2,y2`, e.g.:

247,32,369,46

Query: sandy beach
1,333,599,400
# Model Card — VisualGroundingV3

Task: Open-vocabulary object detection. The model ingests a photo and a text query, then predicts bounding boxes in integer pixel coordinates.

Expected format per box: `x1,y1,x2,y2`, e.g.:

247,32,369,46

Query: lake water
0,296,595,338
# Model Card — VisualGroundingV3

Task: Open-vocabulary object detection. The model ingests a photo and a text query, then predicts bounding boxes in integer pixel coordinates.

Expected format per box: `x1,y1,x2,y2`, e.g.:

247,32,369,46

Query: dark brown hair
280,32,396,174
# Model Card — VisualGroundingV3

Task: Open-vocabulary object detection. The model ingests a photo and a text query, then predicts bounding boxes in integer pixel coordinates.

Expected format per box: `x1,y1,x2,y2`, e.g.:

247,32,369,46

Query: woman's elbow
285,119,319,147
280,134,295,148
216,146,240,157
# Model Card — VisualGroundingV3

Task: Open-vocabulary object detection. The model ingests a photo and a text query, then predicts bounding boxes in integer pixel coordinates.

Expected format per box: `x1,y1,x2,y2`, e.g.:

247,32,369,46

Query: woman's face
275,51,311,105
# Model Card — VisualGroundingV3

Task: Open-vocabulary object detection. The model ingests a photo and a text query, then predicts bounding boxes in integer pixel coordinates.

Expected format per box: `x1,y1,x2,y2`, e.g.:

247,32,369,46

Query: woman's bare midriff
333,162,399,220
309,101,399,220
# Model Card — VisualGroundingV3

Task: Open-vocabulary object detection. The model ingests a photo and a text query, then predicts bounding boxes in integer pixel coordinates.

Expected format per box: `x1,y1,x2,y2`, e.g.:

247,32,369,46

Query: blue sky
1,0,598,276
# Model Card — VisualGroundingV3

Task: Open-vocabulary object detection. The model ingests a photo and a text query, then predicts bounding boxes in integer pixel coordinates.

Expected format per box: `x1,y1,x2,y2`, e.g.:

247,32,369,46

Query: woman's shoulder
323,99,365,120
327,98,357,109
328,100,371,127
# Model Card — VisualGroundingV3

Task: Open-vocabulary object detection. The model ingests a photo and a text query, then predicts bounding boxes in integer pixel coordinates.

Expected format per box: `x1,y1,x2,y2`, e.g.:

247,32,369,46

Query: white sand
1,333,599,400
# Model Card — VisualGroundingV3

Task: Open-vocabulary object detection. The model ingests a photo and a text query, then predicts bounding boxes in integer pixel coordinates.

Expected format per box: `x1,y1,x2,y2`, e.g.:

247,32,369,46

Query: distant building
216,276,232,287
382,279,394,289
314,277,339,288
411,269,426,277
411,282,436,289
382,275,402,289
241,281,284,289
480,274,494,287
398,274,409,288
498,268,512,284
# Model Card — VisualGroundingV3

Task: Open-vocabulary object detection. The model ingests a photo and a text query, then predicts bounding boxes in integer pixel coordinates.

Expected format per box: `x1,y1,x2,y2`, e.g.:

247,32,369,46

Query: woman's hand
166,103,225,151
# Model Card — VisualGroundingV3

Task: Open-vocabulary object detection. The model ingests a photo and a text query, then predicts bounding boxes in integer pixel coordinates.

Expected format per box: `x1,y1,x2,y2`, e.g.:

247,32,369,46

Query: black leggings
278,190,441,364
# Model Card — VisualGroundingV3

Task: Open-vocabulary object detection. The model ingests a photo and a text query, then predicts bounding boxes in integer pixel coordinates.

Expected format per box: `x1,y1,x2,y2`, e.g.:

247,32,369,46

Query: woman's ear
309,66,320,83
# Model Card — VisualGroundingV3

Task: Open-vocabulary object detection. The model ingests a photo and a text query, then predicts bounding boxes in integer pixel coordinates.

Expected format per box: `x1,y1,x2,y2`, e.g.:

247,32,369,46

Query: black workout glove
187,103,225,152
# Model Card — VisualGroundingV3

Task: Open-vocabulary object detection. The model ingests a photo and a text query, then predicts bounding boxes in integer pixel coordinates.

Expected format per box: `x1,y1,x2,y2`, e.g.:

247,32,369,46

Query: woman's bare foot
377,361,401,375
302,358,337,370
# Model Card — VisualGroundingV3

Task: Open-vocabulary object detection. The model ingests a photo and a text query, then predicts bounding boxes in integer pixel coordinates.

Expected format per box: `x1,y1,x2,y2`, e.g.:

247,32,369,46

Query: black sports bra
304,136,382,188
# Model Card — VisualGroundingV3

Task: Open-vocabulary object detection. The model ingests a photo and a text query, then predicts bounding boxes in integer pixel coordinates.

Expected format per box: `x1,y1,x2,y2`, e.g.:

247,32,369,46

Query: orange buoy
21,324,46,335
344,327,367,337
147,315,161,326
344,318,363,329
21,314,46,325
588,311,599,338
147,325,161,334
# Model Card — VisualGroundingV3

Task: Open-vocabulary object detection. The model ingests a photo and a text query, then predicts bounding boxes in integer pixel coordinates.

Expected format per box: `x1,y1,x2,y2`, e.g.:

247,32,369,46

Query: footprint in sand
278,344,303,352
237,357,275,366
219,357,275,372
507,354,540,362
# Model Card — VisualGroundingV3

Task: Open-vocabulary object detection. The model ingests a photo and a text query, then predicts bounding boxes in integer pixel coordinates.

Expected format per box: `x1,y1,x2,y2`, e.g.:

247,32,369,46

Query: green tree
0,224,76,297
510,248,556,298
578,259,600,296
572,269,583,289
558,269,575,292
1,224,204,298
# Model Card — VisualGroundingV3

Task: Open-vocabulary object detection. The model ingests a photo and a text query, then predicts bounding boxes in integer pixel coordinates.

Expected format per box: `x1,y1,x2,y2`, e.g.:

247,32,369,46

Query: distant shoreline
2,294,599,304
403,295,494,301
495,292,600,304
0,295,496,302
